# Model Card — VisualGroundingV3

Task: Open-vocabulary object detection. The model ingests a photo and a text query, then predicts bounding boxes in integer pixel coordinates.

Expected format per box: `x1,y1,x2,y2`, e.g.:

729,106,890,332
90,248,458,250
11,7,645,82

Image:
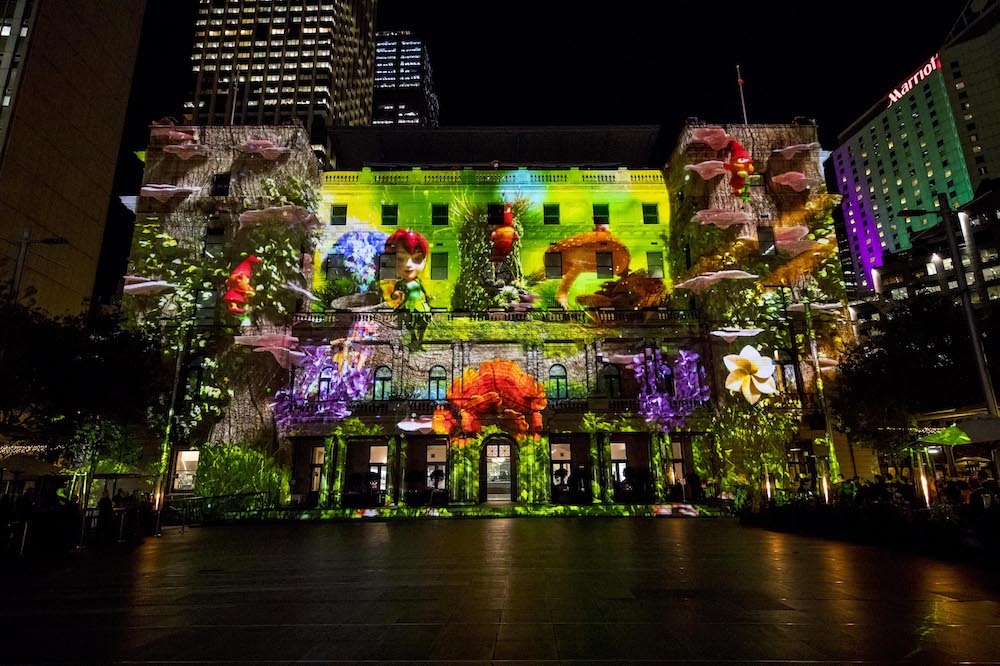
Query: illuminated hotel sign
887,54,941,108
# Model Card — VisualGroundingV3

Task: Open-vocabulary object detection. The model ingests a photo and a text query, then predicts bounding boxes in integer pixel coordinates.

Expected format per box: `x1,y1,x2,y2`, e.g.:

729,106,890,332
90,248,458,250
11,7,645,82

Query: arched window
602,364,622,399
317,366,334,400
428,365,447,401
373,366,392,401
549,364,568,400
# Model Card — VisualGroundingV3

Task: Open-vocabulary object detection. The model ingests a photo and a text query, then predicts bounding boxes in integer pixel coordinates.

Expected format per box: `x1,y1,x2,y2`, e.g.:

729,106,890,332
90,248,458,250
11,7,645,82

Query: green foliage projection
193,441,290,505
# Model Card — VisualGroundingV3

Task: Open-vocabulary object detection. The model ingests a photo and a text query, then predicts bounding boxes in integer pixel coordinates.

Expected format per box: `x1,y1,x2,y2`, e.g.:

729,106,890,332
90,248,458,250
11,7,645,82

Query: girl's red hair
384,228,429,256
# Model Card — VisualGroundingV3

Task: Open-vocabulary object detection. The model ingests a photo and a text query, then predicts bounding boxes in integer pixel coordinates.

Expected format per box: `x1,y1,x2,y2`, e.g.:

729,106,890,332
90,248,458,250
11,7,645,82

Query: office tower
186,0,376,162
830,55,975,292
0,0,145,315
941,0,1000,193
373,30,439,126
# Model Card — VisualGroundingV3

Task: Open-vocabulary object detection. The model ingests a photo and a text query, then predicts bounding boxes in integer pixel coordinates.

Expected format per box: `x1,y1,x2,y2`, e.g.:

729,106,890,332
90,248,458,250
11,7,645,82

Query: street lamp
898,192,998,418
4,229,69,301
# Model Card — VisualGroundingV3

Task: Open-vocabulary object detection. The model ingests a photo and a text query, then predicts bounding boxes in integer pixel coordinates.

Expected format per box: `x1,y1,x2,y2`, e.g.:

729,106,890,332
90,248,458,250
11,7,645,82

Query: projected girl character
384,228,432,351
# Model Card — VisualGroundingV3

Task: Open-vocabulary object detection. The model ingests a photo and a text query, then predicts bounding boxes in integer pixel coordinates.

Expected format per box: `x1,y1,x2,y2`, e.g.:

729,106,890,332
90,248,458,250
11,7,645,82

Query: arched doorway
480,435,518,502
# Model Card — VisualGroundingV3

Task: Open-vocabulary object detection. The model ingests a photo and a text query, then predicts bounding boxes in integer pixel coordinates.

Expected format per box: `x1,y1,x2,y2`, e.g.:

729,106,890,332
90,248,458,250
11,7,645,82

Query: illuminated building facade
0,0,145,314
831,55,975,292
373,30,439,127
128,122,860,510
185,0,376,160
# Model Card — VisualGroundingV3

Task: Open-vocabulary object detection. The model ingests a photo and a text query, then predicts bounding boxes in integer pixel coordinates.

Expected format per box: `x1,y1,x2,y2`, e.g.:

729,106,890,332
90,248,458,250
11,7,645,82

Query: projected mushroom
397,415,435,434
234,334,300,348
140,184,201,203
772,171,817,192
691,208,752,229
723,345,777,405
710,327,764,343
787,301,842,313
772,142,820,160
689,126,733,151
235,138,290,160
674,270,758,294
281,282,320,302
684,160,729,180
544,225,630,308
773,226,819,257
163,143,210,159
122,280,177,296
253,346,306,369
238,205,319,230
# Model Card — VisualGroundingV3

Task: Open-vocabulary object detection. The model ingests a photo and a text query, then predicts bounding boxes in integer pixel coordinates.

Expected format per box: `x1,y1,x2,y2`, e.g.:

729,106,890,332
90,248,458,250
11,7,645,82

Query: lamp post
898,193,999,418
4,229,70,301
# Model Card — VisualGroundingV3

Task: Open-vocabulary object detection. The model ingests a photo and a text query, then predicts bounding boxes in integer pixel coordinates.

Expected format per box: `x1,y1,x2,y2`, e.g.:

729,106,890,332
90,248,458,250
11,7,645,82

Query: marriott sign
887,54,942,108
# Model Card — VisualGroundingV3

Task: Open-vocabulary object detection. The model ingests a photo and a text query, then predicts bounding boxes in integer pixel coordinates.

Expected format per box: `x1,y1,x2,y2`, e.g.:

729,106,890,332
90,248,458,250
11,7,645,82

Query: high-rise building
830,54,975,291
185,0,376,161
373,30,439,127
0,0,145,315
941,0,1000,193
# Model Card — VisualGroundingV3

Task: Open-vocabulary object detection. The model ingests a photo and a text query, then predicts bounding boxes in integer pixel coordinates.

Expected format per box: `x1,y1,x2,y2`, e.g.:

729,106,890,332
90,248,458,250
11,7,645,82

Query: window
428,366,447,401
549,364,568,400
926,261,937,276
377,252,395,281
309,446,325,492
646,252,664,279
487,203,504,225
642,203,659,225
317,366,335,400
373,366,392,400
593,203,610,225
369,445,388,492
173,450,200,491
431,204,448,226
430,252,448,280
325,253,346,281
610,442,627,483
382,204,398,225
330,204,347,225
426,444,447,489
551,442,571,485
211,173,231,196
545,252,562,279
596,251,614,278
543,204,560,225
602,364,622,398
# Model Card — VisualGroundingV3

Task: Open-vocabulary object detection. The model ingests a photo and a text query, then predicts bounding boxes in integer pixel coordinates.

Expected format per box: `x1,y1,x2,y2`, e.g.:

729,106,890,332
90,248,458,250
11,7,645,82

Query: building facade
830,54,975,292
941,0,1000,193
185,0,376,160
373,31,439,127
0,0,145,315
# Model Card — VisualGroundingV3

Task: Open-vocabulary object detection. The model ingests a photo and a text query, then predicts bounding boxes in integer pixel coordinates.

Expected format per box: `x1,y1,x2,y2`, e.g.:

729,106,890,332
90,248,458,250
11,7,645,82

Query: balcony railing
323,168,665,188
293,308,697,327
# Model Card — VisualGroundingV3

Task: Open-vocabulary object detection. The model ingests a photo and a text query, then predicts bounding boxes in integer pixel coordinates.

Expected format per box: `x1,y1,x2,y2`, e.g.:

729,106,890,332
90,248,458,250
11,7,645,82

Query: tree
831,295,981,454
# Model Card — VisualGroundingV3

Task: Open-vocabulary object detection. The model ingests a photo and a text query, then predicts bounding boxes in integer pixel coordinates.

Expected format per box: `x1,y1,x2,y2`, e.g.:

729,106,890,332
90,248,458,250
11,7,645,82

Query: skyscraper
0,0,145,315
829,54,974,292
373,30,439,127
185,0,376,161
941,0,1000,193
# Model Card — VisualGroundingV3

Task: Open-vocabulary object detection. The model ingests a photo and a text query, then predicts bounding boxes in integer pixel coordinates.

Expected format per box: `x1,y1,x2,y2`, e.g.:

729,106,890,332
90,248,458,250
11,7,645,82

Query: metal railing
161,492,272,527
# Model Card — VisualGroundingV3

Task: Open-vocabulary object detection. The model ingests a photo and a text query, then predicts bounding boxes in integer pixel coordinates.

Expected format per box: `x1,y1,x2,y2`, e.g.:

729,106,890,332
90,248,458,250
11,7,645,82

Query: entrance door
481,439,515,502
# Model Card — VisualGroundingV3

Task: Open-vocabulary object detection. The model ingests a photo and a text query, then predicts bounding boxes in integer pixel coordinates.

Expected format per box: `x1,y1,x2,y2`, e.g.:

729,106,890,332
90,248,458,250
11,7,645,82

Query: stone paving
5,518,1000,663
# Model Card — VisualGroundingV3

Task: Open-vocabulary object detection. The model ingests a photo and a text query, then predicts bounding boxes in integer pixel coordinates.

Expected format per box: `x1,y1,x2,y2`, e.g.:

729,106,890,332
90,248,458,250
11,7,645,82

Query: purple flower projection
331,230,389,293
272,345,374,428
633,349,710,431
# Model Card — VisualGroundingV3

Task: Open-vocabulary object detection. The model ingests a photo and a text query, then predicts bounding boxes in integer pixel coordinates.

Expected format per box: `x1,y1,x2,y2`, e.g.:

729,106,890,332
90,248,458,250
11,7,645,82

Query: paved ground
6,518,1000,663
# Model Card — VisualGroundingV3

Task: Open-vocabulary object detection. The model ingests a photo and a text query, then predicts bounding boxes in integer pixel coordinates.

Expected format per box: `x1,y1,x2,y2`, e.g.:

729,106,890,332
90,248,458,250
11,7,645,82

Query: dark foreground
6,518,1000,663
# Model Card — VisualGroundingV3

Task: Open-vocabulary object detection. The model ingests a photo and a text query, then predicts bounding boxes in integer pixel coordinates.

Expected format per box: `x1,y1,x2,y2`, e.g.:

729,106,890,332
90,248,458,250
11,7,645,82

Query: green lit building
831,54,975,292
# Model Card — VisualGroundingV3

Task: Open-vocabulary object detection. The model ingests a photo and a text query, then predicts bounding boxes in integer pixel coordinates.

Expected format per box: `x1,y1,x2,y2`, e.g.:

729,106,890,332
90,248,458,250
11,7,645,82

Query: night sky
125,0,957,155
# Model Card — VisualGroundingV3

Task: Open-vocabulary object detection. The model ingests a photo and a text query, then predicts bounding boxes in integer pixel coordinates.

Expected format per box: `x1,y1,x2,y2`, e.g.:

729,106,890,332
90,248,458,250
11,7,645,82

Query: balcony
292,308,697,328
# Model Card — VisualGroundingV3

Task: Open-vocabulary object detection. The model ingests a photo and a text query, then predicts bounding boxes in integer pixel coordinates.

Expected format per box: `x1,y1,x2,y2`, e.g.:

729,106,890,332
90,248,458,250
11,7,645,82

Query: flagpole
737,65,749,125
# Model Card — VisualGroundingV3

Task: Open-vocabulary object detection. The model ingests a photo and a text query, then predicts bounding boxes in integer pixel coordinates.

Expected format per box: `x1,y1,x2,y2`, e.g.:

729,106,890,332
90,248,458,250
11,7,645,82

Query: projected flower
330,229,389,293
689,126,733,151
723,345,777,405
691,208,752,229
634,349,710,431
772,171,817,192
684,160,729,180
772,142,820,160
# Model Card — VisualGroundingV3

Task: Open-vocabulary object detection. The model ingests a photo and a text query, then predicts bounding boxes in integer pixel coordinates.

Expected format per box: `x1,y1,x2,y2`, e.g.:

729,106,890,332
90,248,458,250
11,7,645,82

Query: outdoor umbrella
0,454,64,480
919,425,972,446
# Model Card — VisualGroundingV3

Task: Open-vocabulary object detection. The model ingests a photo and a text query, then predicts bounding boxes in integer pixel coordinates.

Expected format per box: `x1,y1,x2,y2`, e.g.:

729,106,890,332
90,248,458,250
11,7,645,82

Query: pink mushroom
689,127,733,151
684,161,729,180
772,142,820,160
691,208,753,229
772,171,816,192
